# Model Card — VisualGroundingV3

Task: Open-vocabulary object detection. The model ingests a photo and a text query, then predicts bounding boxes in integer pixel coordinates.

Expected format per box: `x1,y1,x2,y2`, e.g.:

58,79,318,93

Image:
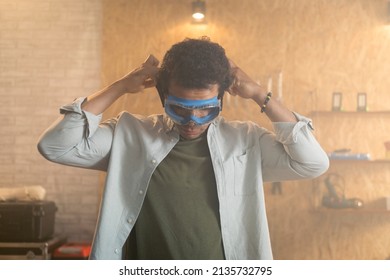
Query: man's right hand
116,54,160,94
81,55,160,115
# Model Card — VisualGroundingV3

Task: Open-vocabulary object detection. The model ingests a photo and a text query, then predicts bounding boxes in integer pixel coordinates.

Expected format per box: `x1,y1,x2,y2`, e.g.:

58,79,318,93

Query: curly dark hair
156,37,233,106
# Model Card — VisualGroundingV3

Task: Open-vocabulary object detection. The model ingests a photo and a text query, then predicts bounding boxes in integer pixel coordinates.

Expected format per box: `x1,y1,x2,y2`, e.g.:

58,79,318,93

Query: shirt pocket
232,145,261,196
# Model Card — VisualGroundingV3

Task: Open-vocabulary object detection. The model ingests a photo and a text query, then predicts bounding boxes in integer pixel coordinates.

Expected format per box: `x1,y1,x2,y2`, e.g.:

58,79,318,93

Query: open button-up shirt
37,97,329,260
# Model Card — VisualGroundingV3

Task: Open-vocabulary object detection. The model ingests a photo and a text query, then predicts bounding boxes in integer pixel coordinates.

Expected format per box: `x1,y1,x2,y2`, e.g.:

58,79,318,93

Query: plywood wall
102,0,390,259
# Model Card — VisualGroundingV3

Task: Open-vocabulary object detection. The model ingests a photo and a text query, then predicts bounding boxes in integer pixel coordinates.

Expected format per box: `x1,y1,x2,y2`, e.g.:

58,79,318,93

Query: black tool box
0,235,67,260
0,201,57,242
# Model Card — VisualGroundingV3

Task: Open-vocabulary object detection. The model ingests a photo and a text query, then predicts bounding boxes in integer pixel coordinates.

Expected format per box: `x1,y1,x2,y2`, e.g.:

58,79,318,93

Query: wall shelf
313,208,390,215
310,110,390,217
330,159,390,164
310,111,390,116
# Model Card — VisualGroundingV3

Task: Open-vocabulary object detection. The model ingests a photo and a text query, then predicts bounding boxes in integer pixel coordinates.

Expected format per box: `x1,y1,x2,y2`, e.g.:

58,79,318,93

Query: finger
143,78,156,89
144,54,160,66
136,62,159,80
140,64,160,88
227,80,239,96
227,87,238,96
228,58,237,68
147,65,160,82
233,76,241,88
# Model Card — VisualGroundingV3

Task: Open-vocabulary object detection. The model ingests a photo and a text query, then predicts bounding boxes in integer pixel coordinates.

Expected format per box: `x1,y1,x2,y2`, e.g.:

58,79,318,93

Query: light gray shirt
37,97,329,260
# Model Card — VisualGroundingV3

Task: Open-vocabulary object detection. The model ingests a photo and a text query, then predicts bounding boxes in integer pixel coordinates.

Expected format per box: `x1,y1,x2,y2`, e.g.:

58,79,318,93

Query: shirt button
139,190,144,195
127,218,133,224
151,159,157,164
114,248,119,254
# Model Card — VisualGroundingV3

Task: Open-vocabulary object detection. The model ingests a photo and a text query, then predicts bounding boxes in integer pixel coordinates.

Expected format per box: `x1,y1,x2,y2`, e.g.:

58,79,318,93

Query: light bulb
192,12,205,20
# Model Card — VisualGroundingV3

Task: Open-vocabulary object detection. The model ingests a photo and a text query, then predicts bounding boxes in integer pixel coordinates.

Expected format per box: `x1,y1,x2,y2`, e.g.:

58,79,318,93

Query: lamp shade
192,0,206,22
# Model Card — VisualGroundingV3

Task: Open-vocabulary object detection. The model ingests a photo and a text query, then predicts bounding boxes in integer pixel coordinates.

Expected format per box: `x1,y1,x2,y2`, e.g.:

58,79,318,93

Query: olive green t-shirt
124,132,225,259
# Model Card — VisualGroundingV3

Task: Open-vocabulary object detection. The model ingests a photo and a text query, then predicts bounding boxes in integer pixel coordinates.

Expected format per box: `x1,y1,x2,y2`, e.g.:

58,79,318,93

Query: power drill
322,174,363,209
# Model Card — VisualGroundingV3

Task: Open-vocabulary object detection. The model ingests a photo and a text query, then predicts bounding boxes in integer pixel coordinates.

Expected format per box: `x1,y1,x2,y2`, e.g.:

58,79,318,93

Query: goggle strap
165,95,220,109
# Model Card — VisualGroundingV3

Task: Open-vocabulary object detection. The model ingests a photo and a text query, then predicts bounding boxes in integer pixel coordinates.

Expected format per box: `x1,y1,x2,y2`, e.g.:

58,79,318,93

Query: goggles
164,95,221,126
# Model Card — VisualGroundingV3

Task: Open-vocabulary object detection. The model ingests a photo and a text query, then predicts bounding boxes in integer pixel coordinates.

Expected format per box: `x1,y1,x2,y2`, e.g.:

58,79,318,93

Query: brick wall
0,0,102,242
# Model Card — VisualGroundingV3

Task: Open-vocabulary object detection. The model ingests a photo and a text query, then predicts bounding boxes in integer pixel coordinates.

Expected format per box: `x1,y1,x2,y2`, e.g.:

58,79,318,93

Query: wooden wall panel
102,0,390,259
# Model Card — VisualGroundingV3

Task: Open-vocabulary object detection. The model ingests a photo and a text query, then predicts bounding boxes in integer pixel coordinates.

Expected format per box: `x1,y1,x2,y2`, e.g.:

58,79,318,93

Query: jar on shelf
384,141,390,159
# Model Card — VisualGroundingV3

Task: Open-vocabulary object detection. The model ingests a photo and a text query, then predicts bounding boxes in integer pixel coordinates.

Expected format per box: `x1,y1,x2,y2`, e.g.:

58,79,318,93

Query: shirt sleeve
37,97,116,171
59,97,103,138
261,112,329,182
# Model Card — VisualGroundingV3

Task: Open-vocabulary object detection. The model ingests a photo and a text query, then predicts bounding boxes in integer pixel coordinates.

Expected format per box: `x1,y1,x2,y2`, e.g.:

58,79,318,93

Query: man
38,38,329,260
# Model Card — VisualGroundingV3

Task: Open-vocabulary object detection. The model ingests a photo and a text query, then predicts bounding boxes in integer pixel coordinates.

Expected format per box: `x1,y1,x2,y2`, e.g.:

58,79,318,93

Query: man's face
167,82,220,140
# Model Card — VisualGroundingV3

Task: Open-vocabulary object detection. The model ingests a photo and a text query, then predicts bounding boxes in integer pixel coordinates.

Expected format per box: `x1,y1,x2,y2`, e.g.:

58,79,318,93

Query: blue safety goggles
164,95,221,126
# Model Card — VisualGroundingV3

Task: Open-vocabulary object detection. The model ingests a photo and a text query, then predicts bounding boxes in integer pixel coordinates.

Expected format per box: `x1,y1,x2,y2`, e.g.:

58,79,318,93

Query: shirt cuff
59,97,102,137
272,112,314,144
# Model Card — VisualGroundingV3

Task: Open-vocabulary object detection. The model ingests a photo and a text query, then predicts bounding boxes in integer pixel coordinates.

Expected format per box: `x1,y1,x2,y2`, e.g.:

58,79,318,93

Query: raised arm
37,55,160,170
227,60,329,180
228,60,297,123
82,55,159,115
